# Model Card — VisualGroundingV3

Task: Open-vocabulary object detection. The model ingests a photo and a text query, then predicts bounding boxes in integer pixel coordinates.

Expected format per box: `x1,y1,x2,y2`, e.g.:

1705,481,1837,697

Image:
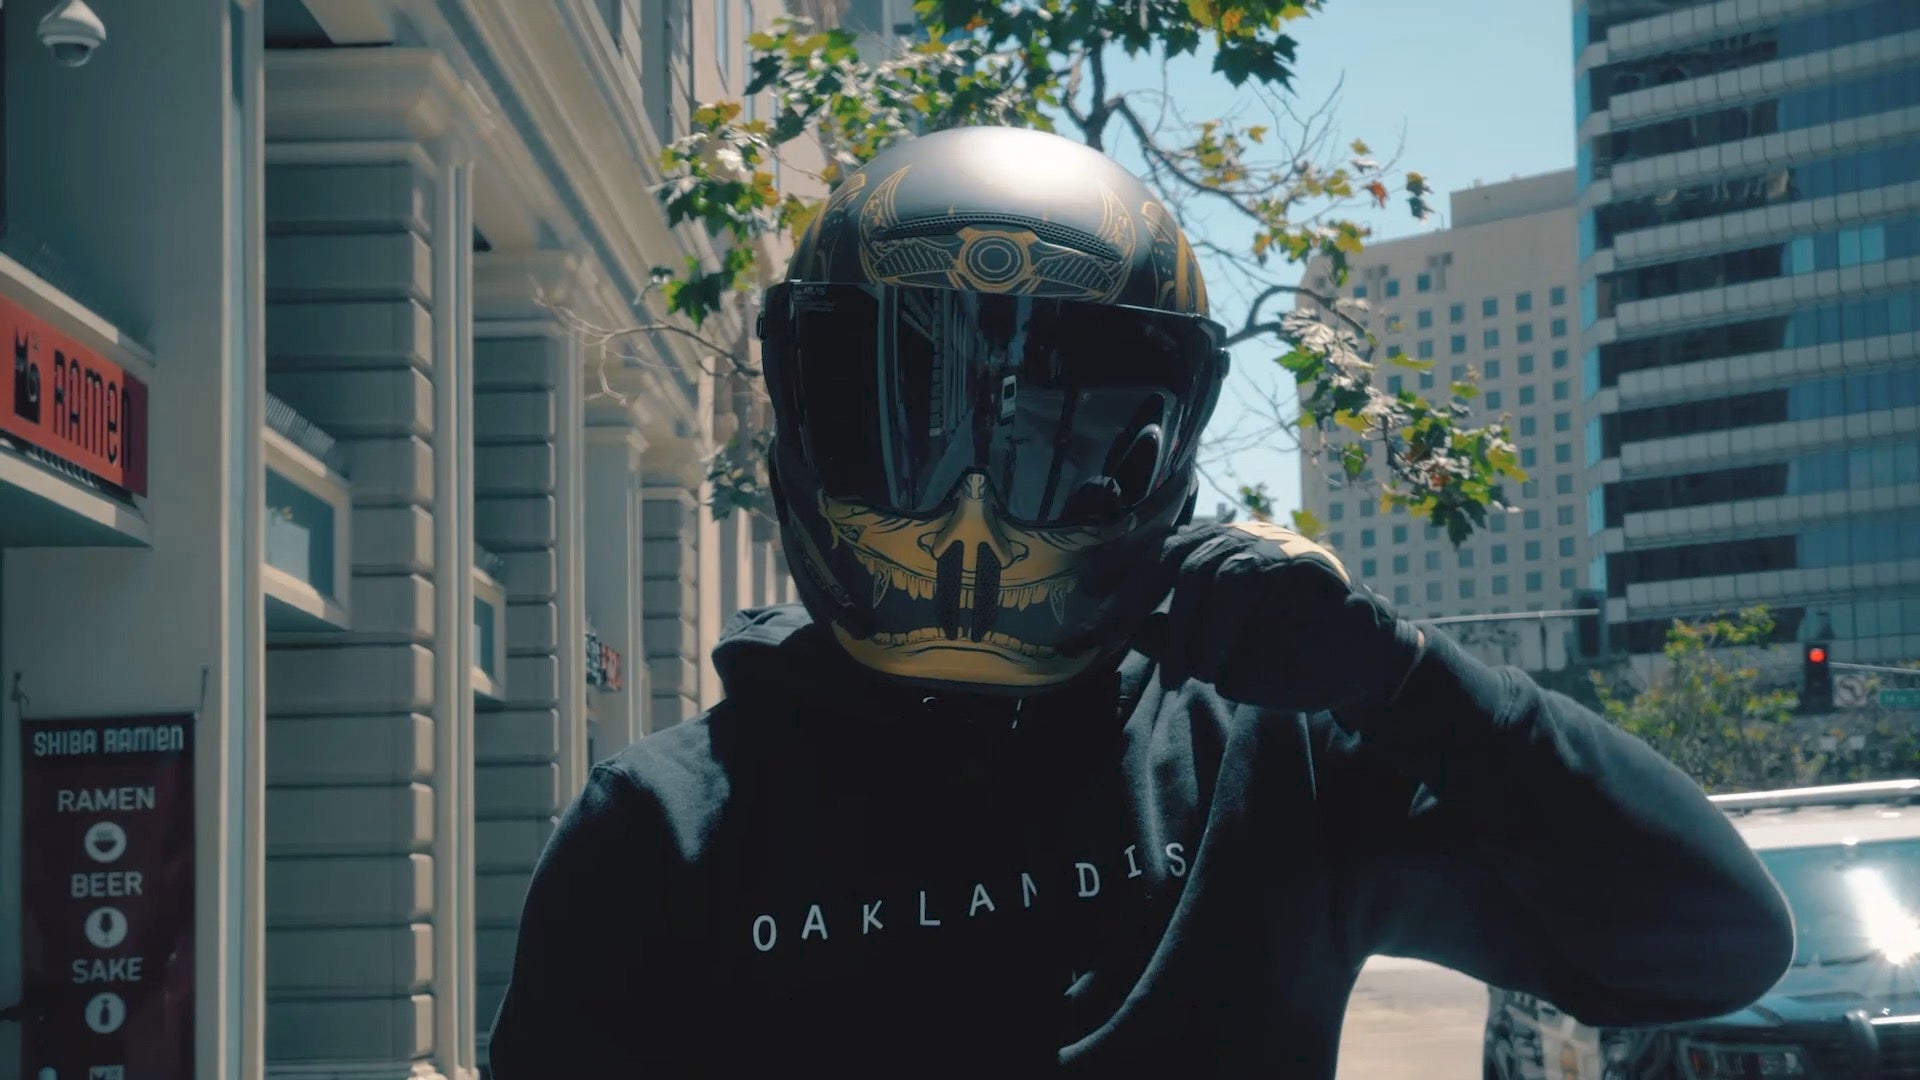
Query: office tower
1575,0,1920,662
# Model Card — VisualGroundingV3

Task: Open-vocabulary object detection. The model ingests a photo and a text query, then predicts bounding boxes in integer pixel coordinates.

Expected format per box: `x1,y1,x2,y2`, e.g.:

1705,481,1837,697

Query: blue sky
1096,0,1578,518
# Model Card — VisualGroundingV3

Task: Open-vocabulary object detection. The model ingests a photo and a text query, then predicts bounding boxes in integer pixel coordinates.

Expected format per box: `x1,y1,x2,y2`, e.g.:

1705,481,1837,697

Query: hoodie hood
712,604,823,698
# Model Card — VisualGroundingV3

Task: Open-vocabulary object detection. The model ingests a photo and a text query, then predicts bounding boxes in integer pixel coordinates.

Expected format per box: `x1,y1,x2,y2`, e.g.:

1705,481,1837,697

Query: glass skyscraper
1574,0,1920,662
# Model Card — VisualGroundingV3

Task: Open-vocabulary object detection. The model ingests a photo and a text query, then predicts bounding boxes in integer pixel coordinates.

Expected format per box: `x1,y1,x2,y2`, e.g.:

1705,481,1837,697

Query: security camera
39,0,106,68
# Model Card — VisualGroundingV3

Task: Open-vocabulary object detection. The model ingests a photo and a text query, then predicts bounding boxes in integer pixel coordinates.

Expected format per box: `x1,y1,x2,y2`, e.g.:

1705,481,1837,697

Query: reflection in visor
765,282,1224,527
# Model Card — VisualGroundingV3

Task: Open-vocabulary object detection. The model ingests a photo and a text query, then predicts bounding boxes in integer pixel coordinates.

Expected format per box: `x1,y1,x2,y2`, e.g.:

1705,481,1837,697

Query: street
1338,956,1490,1080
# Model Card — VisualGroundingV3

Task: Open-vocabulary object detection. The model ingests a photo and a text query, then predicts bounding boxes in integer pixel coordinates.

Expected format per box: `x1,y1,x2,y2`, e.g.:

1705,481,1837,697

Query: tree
628,0,1522,541
1593,608,1811,794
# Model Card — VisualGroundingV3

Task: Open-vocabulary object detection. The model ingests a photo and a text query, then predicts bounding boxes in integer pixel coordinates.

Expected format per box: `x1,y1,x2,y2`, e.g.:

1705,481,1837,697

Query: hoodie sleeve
487,764,687,1076
1326,630,1796,1028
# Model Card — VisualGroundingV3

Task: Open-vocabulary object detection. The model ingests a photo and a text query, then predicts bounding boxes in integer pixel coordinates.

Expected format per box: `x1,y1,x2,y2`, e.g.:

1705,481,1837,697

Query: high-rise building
1298,171,1591,671
1574,0,1920,664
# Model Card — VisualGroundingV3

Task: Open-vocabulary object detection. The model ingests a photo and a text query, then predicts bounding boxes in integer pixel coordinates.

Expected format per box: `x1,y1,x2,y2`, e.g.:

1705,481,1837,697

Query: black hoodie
486,604,1793,1078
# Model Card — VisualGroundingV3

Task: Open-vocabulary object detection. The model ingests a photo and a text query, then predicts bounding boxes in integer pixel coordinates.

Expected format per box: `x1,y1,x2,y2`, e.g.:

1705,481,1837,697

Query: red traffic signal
1802,643,1834,713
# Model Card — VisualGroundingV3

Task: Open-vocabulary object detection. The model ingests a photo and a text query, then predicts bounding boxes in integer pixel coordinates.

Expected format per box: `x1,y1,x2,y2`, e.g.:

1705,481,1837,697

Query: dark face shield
761,282,1227,528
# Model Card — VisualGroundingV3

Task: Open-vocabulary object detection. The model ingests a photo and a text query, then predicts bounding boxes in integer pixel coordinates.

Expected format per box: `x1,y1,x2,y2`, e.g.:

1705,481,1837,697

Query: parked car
1484,779,1920,1079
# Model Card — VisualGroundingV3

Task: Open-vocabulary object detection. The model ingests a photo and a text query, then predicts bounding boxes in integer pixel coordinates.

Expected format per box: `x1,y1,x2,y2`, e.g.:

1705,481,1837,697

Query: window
1385,279,1401,298
717,0,732,79
1560,568,1577,588
1520,416,1537,436
1516,291,1533,312
1427,581,1443,601
1328,502,1345,520
1555,443,1573,464
1359,500,1376,518
1458,548,1474,568
1554,411,1571,432
1486,391,1503,410
1555,474,1574,494
1362,558,1377,577
1385,313,1404,333
1449,303,1465,324
1521,447,1538,467
1551,317,1568,337
1361,528,1377,547
1493,575,1509,595
1557,505,1575,526
1522,480,1540,498
1394,584,1411,604
1492,544,1509,564
1525,540,1542,560
1450,335,1467,355
1417,309,1433,328
1550,286,1567,306
1425,551,1441,571
1518,353,1535,374
1526,571,1543,591
1330,531,1346,549
1417,273,1433,293
1417,340,1435,359
1354,284,1369,299
1553,380,1570,401
1393,555,1409,574
1419,372,1435,389
1392,525,1408,544
1519,386,1536,405
1484,328,1500,348
1490,514,1507,533
1452,363,1468,380
1517,323,1534,343
1484,359,1501,380
1459,579,1476,599
1523,510,1541,529
1552,349,1569,369
1388,375,1404,394
1482,298,1499,318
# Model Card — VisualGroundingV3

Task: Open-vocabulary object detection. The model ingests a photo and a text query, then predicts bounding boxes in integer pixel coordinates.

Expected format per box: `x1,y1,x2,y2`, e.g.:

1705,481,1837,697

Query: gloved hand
1135,520,1427,715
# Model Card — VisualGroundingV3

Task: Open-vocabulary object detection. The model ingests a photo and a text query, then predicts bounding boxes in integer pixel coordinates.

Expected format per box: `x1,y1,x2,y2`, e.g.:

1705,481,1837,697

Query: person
486,126,1793,1078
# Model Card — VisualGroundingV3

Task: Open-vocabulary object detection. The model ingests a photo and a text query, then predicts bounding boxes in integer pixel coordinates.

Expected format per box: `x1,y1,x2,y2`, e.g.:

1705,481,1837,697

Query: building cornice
264,47,476,147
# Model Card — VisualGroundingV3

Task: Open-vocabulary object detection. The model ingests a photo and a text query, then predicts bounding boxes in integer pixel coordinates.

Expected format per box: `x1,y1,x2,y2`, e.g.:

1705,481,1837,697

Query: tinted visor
763,282,1224,527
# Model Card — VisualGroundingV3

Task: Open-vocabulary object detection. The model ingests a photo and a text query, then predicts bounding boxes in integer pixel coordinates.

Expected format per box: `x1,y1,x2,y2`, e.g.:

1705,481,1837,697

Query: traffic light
1802,643,1833,713
1573,589,1607,661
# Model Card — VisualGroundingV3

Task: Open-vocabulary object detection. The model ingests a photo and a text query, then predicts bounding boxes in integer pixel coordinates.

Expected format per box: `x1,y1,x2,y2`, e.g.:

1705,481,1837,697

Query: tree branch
1112,98,1268,228
1219,280,1376,351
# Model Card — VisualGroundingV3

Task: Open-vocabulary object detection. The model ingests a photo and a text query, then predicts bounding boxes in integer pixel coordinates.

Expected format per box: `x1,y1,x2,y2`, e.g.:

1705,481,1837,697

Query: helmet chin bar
771,431,1199,698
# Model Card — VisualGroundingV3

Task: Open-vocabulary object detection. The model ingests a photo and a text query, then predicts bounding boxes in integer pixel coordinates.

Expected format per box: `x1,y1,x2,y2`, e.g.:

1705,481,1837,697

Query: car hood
1689,958,1920,1029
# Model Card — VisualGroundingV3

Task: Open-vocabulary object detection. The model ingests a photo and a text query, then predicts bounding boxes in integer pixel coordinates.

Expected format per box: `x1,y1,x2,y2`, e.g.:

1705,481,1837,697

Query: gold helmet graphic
760,126,1227,693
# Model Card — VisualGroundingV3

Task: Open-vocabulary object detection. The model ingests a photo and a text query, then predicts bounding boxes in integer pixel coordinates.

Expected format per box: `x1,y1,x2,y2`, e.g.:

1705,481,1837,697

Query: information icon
84,906,128,950
83,991,126,1035
83,821,127,864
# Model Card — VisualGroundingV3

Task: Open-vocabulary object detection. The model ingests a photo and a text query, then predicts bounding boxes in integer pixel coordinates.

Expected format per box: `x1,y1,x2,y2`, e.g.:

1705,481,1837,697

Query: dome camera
38,0,107,68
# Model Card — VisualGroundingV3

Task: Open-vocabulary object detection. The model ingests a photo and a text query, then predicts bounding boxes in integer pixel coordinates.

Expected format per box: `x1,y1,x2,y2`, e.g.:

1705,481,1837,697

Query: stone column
260,149,447,1076
468,252,590,1065
260,49,482,1079
584,400,650,750
642,458,704,730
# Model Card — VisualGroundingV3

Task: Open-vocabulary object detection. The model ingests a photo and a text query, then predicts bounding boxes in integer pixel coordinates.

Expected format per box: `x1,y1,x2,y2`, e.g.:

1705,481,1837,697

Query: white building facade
0,1,818,1077
1298,171,1594,672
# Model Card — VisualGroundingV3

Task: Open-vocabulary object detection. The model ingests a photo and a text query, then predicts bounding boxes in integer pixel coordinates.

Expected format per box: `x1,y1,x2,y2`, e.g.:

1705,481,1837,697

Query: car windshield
1759,839,1920,966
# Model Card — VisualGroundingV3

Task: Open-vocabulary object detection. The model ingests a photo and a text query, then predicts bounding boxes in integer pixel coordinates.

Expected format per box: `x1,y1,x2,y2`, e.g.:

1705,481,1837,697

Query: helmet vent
876,214,1120,261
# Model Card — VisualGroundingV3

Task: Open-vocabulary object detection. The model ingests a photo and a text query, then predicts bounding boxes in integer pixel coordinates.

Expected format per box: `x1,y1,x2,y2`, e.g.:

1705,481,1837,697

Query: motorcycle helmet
759,125,1228,693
